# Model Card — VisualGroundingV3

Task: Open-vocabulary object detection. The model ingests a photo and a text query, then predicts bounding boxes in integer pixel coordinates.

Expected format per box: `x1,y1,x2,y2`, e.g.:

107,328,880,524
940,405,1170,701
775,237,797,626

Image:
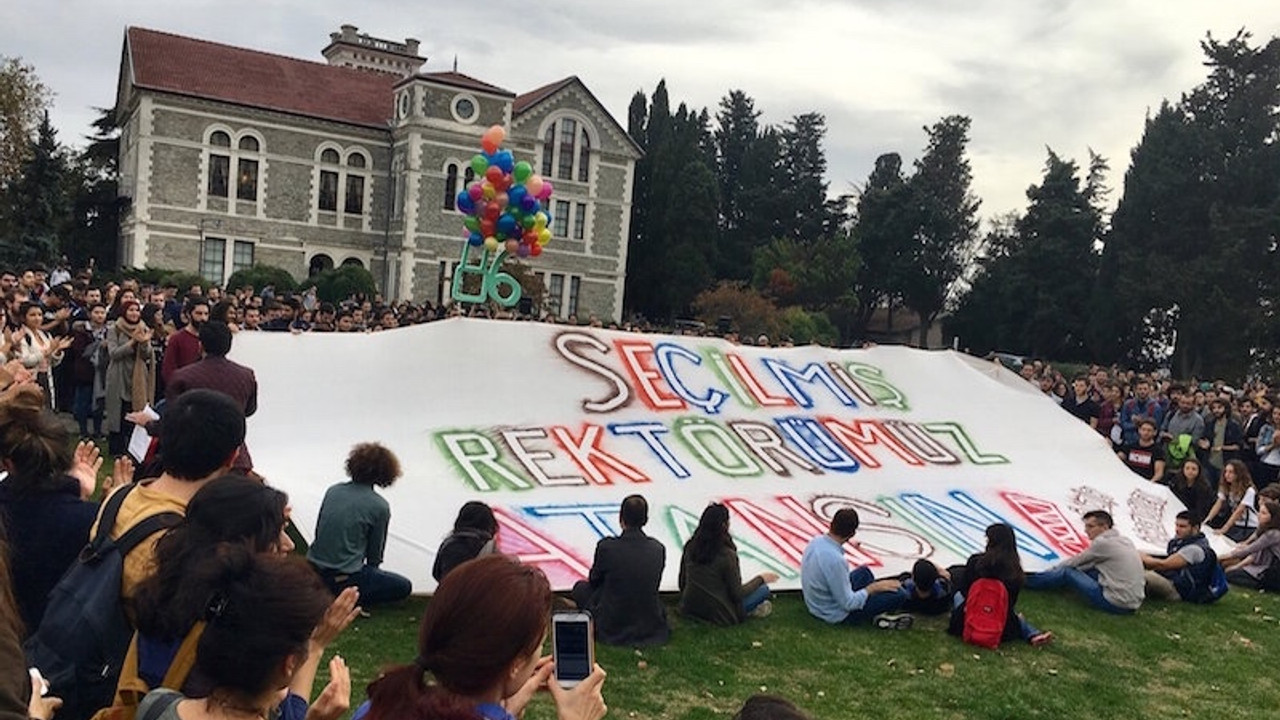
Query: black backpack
24,484,182,720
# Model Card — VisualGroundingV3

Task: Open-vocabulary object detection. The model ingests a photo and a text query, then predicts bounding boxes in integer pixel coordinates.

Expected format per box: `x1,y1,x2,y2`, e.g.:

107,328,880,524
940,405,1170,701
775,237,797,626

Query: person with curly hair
308,443,412,605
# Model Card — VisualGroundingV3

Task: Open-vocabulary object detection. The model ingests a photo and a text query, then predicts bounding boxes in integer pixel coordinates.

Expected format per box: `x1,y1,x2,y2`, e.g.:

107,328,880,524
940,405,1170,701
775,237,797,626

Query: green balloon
513,160,533,183
471,154,489,176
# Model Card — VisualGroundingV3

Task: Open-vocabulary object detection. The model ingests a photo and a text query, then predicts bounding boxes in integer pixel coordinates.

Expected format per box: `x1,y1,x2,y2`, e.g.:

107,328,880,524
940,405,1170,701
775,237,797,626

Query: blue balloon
520,195,538,213
508,185,527,207
468,232,483,246
494,150,515,174
497,214,518,236
457,192,474,213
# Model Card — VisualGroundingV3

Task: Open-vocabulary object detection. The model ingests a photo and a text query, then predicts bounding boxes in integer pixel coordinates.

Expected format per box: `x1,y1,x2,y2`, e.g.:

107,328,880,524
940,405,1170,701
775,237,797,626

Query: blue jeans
841,566,909,625
742,583,771,614
317,565,412,605
1025,566,1133,614
72,384,102,436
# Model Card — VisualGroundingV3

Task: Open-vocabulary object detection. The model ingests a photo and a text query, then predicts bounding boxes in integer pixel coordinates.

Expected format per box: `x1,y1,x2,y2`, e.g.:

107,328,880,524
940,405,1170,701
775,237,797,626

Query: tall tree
0,56,51,188
65,107,124,268
901,115,980,347
778,112,832,242
0,112,70,267
850,153,914,338
1098,31,1280,377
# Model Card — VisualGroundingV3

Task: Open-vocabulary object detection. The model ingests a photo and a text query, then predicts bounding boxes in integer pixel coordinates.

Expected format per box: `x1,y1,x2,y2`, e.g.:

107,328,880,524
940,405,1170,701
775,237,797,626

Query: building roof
124,27,397,129
409,71,513,97
513,77,577,114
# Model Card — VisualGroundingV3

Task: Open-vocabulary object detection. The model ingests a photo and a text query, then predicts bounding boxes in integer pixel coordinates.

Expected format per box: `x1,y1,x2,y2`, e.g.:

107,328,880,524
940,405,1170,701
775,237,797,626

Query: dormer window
540,118,592,182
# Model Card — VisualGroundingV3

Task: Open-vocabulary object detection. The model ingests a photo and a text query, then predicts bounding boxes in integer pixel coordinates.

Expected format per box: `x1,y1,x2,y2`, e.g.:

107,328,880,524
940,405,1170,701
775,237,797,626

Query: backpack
24,484,183,720
962,578,1009,650
89,622,204,720
1169,535,1227,604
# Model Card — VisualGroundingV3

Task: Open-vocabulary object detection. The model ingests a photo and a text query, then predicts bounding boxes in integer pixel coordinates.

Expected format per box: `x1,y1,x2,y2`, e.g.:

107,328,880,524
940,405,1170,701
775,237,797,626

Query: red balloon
480,218,496,236
530,243,543,257
483,203,501,221
485,166,504,185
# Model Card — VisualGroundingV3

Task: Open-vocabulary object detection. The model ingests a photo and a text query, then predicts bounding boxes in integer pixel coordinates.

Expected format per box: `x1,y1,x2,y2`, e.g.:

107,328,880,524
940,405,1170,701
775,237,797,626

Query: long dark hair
686,503,734,566
134,475,289,639
0,388,71,493
975,523,1025,589
193,545,330,701
365,555,552,720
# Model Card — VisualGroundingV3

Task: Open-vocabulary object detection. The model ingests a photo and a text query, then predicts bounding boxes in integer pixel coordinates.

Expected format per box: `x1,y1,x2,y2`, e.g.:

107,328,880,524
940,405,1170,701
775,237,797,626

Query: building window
542,125,555,177
444,164,459,210
236,158,258,201
578,129,591,183
554,200,570,237
464,166,475,187
319,171,339,212
232,240,254,273
568,276,581,317
548,273,564,316
345,175,365,215
573,202,587,240
201,238,226,283
238,136,259,152
557,119,576,180
316,147,369,216
208,155,230,198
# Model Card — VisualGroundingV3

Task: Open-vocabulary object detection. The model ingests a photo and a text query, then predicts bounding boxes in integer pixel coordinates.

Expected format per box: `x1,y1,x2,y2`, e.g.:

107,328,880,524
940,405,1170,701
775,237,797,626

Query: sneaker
748,600,773,619
873,612,914,630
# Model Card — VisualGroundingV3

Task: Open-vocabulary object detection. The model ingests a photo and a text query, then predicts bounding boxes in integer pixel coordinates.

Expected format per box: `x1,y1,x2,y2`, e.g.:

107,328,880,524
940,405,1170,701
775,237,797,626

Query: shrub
301,264,377,304
226,264,298,295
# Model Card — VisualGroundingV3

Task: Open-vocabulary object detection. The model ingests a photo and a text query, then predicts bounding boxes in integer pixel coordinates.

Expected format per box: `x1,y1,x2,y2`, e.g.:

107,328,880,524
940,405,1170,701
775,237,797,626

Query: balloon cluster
456,125,554,259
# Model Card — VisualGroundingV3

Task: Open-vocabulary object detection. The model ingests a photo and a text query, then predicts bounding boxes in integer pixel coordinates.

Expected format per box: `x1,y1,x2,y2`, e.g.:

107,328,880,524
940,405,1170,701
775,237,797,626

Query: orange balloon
481,125,506,154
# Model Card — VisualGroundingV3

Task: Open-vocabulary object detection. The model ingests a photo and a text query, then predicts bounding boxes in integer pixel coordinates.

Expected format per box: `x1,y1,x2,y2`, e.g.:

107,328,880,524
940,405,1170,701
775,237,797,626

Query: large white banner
231,319,1193,592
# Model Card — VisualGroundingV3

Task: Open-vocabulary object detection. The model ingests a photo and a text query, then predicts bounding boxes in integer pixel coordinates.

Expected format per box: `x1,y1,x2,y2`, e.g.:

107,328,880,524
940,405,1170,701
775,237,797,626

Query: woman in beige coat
104,300,155,455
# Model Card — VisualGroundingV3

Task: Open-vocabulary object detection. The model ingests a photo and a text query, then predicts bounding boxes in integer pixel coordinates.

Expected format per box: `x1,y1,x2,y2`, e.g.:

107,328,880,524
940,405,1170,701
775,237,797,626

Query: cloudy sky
3,1,1279,221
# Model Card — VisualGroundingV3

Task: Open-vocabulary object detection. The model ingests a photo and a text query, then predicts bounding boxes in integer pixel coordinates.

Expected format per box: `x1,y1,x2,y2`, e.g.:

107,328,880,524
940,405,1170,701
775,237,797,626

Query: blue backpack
24,484,182,720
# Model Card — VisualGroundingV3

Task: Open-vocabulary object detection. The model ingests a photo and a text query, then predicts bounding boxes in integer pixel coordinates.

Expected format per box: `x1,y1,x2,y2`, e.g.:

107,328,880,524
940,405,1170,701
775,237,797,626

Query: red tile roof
513,77,576,114
125,27,396,129
411,71,513,97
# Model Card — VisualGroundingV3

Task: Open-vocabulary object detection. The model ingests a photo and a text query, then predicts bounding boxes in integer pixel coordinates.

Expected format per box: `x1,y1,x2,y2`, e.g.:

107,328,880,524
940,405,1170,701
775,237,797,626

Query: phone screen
553,615,592,685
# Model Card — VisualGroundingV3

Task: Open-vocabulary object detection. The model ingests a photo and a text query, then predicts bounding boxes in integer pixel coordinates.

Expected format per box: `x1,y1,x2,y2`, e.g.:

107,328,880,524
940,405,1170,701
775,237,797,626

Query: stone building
115,24,640,320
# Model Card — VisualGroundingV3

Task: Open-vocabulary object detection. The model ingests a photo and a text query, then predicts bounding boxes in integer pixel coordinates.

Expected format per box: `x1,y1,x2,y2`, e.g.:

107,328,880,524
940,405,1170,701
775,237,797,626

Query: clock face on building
398,92,412,119
453,96,477,122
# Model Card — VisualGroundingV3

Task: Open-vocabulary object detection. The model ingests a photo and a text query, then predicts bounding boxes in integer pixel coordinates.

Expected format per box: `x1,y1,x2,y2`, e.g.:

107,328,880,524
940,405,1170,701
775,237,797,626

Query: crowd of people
6,259,1280,719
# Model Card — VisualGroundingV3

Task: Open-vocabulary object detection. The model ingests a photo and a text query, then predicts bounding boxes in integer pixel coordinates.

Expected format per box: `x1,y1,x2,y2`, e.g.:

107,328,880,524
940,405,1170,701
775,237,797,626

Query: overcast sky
3,1,1279,221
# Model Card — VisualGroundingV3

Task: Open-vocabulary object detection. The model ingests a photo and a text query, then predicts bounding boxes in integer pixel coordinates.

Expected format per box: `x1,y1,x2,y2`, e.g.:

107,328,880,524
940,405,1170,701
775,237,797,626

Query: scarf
115,316,155,411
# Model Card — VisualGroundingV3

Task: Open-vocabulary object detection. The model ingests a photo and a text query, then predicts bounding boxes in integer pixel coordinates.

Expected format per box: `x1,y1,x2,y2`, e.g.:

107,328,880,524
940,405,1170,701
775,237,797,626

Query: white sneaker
749,600,773,618
873,612,913,630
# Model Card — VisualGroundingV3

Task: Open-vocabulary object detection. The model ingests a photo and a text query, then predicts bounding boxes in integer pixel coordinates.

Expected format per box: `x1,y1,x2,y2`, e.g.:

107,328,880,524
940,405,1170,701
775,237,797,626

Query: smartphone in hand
552,611,593,688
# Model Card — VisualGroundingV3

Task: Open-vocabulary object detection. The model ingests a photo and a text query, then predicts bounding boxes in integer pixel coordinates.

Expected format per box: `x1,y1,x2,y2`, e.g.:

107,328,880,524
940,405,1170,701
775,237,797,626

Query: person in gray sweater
1219,499,1280,589
1025,510,1145,614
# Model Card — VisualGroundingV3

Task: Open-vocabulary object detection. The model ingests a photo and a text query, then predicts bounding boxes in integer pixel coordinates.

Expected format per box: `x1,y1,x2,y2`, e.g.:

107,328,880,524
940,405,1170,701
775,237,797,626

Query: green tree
65,107,124,268
0,57,51,188
1097,31,1280,377
0,112,70,268
850,153,915,339
778,112,834,242
226,264,299,294
901,115,980,347
302,264,377,304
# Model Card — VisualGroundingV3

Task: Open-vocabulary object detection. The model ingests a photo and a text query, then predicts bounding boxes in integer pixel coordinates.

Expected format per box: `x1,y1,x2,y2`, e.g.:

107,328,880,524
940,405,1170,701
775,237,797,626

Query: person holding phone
358,555,607,720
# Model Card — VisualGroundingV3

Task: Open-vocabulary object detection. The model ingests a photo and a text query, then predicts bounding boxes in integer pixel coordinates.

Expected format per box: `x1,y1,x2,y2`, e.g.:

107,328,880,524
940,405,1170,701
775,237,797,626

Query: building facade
115,24,639,320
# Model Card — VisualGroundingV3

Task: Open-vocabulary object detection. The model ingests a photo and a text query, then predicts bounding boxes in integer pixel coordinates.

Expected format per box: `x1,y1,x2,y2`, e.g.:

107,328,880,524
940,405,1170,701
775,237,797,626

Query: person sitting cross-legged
570,494,670,646
799,508,912,630
1025,510,1144,614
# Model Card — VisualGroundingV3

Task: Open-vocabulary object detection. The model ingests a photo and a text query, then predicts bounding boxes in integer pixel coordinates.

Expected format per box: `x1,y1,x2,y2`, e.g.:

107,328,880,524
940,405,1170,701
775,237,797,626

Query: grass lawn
323,586,1280,720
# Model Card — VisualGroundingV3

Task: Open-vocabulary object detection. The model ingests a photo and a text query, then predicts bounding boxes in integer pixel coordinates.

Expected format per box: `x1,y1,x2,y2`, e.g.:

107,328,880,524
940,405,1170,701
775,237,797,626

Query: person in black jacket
0,386,102,631
432,501,498,582
571,495,669,646
948,523,1053,646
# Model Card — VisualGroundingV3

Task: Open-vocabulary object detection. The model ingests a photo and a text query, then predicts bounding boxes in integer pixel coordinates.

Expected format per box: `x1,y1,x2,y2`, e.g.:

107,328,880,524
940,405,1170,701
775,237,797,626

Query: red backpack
962,578,1009,649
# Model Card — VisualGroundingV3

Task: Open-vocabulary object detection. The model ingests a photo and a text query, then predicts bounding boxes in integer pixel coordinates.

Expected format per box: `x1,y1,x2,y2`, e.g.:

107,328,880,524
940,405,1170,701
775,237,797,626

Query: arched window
345,152,367,215
210,131,231,147
347,153,366,169
542,125,555,177
208,132,231,197
557,118,576,180
444,163,459,210
578,128,591,183
321,148,340,164
236,135,261,201
316,148,369,216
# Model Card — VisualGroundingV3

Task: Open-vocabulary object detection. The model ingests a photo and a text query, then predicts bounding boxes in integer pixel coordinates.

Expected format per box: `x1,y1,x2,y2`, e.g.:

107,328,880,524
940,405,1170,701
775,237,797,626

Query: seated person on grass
898,559,954,616
799,508,912,630
1025,510,1144,614
571,494,670,646
1140,511,1221,602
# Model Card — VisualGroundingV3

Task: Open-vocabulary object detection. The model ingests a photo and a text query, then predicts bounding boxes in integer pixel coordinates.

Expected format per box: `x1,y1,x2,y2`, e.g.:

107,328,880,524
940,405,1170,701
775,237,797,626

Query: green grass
322,587,1280,720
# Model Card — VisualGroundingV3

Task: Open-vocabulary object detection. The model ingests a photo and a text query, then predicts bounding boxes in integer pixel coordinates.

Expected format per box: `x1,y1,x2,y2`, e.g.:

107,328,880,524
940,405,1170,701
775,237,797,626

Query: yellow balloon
483,237,499,252
538,228,552,244
482,184,496,201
